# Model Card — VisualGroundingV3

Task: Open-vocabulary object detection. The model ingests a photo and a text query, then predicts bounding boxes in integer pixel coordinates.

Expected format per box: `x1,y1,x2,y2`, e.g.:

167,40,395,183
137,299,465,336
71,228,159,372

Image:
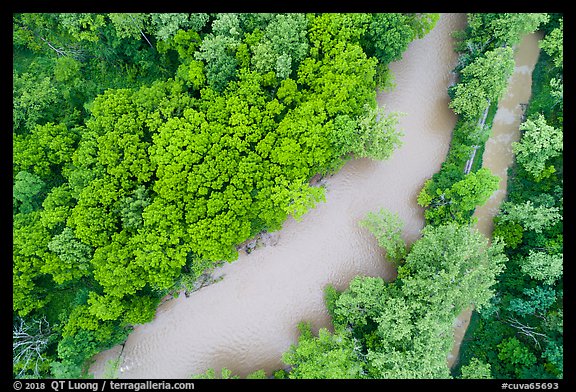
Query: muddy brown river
88,13,526,378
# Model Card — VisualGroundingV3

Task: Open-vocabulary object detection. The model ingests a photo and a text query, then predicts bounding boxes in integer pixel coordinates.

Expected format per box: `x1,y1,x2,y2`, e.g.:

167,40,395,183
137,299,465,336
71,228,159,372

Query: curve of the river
90,13,467,379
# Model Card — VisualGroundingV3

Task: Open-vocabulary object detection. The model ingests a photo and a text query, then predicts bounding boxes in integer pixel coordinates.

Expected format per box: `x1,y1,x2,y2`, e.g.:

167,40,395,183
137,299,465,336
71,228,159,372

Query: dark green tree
512,114,563,181
13,171,46,214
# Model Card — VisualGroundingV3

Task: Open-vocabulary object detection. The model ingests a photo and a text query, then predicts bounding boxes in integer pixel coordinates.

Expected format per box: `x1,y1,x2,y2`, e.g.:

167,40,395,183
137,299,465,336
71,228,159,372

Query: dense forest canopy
454,13,563,379
13,12,436,378
13,12,562,381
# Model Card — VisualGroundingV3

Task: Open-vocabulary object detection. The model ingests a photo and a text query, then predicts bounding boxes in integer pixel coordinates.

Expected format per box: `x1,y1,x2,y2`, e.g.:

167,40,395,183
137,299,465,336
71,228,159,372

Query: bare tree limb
505,316,547,350
13,317,52,378
128,14,154,50
39,36,67,56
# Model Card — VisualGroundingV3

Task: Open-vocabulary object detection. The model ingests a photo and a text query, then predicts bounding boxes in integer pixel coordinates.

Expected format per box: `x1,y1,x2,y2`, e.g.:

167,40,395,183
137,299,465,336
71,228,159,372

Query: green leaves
512,114,563,181
194,14,242,92
250,13,308,79
13,71,59,134
69,178,121,248
45,227,92,284
519,251,563,285
353,106,403,161
508,286,557,318
282,323,363,379
407,13,440,39
420,167,500,226
53,56,81,83
40,184,74,232
274,179,326,222
149,13,195,42
400,223,506,313
13,212,54,316
492,219,523,249
492,14,549,45
450,167,500,212
118,185,151,231
540,18,563,69
330,276,393,330
460,358,492,379
464,13,549,56
363,13,416,64
14,122,79,179
359,208,406,263
299,40,377,118
87,292,124,321
58,13,105,43
307,13,369,54
13,171,46,214
329,105,402,161
108,13,150,41
450,13,563,380
450,47,515,120
499,200,562,234
497,337,537,377
122,296,159,326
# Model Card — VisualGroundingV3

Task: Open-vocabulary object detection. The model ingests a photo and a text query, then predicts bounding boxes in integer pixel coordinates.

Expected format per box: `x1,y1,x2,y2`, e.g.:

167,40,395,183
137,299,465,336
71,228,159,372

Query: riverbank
89,13,466,379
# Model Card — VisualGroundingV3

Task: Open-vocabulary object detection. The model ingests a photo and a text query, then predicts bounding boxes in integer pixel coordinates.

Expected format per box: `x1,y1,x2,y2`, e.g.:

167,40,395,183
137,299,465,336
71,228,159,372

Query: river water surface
90,13,467,378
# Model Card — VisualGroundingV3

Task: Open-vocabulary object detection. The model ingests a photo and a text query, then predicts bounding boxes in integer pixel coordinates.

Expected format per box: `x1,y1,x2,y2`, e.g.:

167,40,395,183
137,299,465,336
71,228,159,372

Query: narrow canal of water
447,31,544,369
